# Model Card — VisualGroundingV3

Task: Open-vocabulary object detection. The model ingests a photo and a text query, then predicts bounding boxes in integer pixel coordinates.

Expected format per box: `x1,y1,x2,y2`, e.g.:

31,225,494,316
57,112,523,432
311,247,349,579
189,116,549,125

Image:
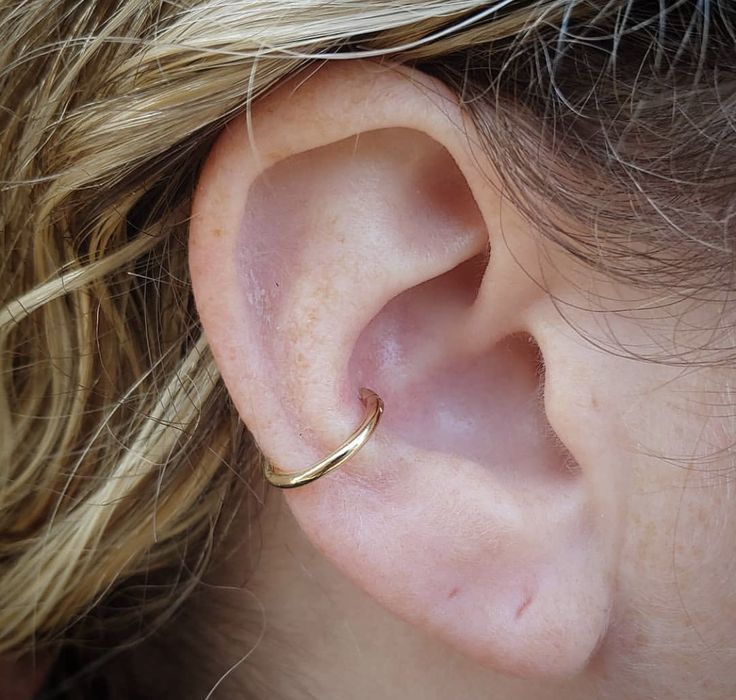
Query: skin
5,59,731,700
188,262,736,699
184,61,736,699
178,318,736,700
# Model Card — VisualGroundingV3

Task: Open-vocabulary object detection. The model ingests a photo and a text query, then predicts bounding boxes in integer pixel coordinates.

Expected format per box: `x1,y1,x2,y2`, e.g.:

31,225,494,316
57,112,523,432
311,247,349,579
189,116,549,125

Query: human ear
189,61,621,679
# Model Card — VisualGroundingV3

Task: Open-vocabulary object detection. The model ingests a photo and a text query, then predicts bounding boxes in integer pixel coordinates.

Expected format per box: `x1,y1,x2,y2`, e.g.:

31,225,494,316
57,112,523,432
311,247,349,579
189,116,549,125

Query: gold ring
263,388,384,489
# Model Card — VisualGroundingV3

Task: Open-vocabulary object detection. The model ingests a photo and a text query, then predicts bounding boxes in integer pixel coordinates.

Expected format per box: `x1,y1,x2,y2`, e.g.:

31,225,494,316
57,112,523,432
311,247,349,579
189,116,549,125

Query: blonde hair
1,0,733,682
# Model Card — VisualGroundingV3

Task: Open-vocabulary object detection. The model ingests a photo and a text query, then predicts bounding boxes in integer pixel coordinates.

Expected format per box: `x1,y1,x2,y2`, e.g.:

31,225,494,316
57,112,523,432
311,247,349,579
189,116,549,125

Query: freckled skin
188,62,736,700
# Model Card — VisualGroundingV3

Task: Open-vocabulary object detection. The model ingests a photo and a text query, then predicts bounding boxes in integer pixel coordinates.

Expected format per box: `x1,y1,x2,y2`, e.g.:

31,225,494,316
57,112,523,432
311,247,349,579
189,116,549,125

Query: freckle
591,395,599,409
448,587,460,600
634,628,649,649
212,227,225,238
515,593,533,620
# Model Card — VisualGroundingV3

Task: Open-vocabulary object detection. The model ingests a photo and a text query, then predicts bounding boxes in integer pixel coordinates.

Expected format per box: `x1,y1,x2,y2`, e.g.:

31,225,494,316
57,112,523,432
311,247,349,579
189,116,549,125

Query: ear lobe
190,62,619,679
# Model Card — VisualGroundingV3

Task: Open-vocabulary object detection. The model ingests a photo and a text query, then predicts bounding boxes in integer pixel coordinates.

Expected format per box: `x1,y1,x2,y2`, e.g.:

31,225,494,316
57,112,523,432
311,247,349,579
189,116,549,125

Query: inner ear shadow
349,262,576,487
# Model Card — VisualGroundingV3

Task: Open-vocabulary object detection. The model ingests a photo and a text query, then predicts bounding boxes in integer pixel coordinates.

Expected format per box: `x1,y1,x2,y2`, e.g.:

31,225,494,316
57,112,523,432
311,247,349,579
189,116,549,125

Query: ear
189,61,621,678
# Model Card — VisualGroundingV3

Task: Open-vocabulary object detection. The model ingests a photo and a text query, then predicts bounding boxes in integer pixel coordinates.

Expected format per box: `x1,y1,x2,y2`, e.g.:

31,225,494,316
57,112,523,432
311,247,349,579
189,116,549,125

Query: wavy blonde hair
1,0,734,689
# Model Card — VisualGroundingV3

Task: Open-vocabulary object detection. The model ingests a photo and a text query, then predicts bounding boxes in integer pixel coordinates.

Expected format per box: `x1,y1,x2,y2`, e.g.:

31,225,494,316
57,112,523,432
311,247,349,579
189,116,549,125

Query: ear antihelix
264,388,384,488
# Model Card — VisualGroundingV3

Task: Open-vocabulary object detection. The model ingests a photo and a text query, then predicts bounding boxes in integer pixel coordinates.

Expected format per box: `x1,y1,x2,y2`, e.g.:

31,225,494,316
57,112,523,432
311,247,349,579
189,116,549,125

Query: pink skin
187,61,736,700
190,64,619,679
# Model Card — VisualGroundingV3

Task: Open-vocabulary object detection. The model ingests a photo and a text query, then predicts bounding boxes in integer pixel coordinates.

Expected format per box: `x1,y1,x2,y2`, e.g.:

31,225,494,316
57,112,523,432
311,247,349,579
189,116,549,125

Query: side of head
1,2,735,699
188,59,736,697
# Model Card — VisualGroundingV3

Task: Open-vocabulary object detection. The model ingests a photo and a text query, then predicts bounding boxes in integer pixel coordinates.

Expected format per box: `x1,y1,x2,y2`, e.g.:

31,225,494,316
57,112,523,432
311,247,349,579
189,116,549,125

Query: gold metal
264,388,384,489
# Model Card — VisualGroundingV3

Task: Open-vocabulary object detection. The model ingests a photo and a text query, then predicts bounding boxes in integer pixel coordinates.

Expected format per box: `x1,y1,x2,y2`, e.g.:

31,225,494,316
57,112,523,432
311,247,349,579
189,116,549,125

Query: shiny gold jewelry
263,388,384,489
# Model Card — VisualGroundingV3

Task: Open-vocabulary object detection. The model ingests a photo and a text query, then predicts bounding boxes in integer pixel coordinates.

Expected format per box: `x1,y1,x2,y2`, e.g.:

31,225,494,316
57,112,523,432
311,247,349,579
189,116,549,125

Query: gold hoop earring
263,388,384,489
